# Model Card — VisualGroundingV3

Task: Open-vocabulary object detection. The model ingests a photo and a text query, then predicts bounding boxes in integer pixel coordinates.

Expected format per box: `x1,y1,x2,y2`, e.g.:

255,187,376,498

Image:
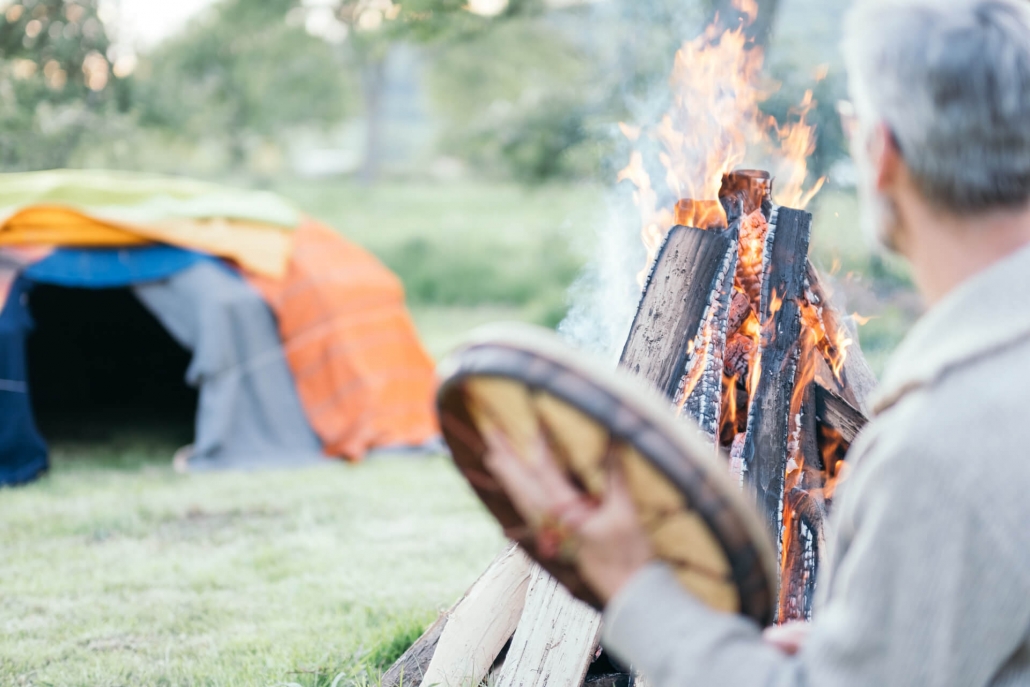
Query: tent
0,170,439,485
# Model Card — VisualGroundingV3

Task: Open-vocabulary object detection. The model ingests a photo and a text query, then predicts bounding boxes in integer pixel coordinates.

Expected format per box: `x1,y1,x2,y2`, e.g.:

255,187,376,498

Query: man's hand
482,427,654,605
763,622,811,655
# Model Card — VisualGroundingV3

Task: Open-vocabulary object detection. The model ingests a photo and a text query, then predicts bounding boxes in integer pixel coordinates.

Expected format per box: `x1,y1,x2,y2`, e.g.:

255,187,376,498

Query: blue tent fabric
0,277,48,486
2,245,209,486
24,246,212,288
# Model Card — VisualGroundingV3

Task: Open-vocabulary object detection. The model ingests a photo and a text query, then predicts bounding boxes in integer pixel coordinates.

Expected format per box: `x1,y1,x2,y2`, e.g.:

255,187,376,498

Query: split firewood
805,262,878,415
381,544,533,687
739,207,812,538
724,332,753,380
495,565,602,687
620,225,737,400
814,385,867,446
727,290,753,333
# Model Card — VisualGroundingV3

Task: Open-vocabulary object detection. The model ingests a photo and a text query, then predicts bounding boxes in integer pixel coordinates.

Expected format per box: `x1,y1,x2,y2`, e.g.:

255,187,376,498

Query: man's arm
601,444,1030,686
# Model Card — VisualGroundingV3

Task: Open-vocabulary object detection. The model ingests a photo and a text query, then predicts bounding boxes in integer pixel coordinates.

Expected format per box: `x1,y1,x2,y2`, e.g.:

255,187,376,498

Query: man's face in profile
842,95,905,256
850,117,905,256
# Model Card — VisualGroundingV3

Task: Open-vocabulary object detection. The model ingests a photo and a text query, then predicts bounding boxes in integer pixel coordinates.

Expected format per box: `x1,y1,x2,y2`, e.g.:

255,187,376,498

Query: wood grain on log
679,235,738,442
382,544,532,687
496,565,602,687
814,385,868,445
740,207,812,539
620,226,736,400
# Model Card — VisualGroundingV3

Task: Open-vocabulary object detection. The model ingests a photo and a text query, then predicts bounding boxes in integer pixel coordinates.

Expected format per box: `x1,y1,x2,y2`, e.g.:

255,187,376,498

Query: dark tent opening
26,285,197,446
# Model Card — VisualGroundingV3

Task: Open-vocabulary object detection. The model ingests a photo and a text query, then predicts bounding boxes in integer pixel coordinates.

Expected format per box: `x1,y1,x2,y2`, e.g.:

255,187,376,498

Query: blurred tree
0,0,123,169
426,13,601,182
134,0,352,172
297,0,543,183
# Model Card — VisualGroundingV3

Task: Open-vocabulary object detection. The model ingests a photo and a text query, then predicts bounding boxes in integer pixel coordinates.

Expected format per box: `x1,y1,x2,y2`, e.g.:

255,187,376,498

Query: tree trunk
361,55,387,185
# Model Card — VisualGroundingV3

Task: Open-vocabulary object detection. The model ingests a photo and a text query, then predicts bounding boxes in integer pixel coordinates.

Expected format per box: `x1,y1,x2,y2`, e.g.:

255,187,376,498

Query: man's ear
872,122,903,193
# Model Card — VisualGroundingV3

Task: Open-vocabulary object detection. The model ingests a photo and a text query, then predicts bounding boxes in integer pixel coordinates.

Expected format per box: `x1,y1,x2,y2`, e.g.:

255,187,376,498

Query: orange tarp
248,220,439,460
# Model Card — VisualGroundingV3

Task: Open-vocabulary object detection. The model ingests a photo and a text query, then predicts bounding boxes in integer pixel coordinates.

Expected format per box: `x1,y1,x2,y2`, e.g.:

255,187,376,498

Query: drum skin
437,324,779,627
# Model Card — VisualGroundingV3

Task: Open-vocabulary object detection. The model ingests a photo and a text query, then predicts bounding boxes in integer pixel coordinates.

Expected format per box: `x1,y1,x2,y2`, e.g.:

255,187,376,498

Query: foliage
272,178,603,329
427,16,603,182
0,0,127,169
131,0,352,172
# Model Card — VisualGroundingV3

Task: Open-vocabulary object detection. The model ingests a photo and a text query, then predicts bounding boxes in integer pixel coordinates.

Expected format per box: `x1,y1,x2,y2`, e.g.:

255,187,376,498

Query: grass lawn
0,449,504,686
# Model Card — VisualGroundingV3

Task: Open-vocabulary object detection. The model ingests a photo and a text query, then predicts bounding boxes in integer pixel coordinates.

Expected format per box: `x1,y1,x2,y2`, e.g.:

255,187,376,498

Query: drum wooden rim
437,323,779,626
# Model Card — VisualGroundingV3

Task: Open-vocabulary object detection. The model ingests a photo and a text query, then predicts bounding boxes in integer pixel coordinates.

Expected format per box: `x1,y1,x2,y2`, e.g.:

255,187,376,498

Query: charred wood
740,206,812,540
679,235,739,442
814,385,868,446
620,226,737,400
778,487,827,622
805,263,878,414
720,169,773,224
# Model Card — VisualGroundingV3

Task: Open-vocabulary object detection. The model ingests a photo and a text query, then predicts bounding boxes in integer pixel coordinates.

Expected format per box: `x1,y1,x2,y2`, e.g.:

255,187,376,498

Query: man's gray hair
843,0,1030,214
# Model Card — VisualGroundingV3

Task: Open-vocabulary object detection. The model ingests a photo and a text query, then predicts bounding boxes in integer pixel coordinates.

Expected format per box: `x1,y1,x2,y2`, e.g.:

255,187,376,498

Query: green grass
0,450,504,686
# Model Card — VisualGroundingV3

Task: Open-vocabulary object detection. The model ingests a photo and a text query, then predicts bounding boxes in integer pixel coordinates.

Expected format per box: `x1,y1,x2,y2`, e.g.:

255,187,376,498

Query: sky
115,0,216,49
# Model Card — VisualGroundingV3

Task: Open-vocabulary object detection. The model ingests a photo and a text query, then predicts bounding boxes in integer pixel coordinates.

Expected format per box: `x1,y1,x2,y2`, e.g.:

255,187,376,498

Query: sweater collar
872,242,1030,415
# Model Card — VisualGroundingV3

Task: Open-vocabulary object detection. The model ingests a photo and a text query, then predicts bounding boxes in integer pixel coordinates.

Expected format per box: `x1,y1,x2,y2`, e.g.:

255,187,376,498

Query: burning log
738,207,812,539
778,487,827,622
615,168,876,625
806,264,878,414
814,385,867,446
719,169,772,223
620,225,737,401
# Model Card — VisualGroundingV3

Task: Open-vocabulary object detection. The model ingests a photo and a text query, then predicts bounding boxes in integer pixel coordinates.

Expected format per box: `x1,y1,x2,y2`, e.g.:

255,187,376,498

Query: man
484,0,1030,683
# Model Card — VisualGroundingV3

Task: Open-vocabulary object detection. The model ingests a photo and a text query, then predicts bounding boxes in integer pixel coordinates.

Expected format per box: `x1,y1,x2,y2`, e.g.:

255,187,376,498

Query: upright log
495,565,602,687
620,225,736,400
739,207,812,540
719,169,772,223
778,383,826,622
678,233,738,442
382,545,532,687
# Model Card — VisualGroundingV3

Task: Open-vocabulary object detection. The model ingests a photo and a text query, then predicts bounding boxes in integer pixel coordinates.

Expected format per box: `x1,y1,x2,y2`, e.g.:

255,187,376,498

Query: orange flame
617,5,825,285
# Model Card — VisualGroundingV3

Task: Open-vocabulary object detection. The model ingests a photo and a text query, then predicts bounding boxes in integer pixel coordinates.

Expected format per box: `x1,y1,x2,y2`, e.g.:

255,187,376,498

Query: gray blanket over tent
134,262,324,470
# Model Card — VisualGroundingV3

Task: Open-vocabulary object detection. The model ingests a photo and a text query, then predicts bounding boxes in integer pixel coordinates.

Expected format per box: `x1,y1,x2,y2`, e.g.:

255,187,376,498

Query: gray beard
855,149,902,254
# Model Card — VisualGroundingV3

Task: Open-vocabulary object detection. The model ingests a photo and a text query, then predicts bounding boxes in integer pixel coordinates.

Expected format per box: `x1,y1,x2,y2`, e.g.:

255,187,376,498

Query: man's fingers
762,622,811,655
482,425,594,534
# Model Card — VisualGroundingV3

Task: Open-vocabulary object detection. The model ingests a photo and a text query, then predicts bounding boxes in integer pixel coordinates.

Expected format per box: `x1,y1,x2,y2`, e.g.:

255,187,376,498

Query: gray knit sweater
602,245,1030,686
